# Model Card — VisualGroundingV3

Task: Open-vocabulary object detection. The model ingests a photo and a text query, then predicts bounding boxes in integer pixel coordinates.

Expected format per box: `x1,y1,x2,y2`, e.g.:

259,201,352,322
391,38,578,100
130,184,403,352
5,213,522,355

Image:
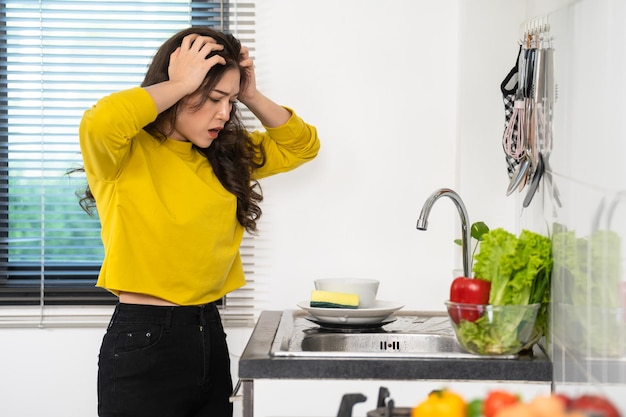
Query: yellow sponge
310,290,359,309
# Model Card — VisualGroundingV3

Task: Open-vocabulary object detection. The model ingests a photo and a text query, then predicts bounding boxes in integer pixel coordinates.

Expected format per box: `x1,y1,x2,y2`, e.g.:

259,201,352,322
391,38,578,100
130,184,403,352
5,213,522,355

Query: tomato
552,393,572,409
449,277,491,322
411,389,466,417
483,390,520,417
570,394,621,417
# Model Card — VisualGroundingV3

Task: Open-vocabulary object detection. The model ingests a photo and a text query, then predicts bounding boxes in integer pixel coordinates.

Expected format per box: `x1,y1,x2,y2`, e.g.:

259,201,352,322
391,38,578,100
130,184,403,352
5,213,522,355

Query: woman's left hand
238,46,257,104
236,45,291,128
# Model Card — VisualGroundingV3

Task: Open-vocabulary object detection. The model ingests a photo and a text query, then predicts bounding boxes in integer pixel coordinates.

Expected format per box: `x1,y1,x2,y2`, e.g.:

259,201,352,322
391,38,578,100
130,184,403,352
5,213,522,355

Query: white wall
0,327,104,414
252,0,461,314
252,0,523,315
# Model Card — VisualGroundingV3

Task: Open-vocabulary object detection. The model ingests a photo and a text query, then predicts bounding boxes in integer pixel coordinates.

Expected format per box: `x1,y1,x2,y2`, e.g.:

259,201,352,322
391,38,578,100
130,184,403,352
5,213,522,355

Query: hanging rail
520,16,551,44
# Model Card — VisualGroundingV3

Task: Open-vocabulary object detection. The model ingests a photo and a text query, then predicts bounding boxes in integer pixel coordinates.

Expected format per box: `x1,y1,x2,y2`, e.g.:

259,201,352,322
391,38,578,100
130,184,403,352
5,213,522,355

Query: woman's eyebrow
212,89,239,97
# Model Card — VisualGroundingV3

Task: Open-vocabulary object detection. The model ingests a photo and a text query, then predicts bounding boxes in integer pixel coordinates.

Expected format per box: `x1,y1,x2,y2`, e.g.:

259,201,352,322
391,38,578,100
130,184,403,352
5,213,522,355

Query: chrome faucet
416,188,472,278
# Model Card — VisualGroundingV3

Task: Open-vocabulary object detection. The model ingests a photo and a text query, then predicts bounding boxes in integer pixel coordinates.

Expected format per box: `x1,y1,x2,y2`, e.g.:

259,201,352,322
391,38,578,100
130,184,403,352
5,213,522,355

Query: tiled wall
522,0,626,388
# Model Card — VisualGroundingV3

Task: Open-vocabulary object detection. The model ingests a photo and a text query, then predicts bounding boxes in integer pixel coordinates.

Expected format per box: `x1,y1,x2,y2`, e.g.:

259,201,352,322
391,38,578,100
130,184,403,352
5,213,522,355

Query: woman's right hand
145,33,226,113
168,33,226,96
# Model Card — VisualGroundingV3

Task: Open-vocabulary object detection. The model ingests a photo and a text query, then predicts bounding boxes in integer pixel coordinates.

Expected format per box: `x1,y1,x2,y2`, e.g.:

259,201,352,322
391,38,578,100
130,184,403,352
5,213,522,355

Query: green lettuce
455,228,552,354
473,228,552,306
456,304,538,355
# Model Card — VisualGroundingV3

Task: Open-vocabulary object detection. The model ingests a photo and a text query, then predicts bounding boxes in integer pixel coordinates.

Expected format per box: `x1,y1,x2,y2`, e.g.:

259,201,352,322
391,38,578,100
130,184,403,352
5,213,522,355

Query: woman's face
170,67,240,148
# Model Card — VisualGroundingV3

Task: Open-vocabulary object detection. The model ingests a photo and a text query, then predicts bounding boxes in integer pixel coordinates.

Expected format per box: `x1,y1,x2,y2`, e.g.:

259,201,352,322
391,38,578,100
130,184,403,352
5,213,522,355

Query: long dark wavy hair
77,27,266,233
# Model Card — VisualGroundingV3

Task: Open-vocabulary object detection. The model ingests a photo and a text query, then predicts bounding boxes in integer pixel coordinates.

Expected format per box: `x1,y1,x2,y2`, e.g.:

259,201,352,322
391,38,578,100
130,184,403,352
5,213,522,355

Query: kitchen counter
237,310,552,416
239,311,552,382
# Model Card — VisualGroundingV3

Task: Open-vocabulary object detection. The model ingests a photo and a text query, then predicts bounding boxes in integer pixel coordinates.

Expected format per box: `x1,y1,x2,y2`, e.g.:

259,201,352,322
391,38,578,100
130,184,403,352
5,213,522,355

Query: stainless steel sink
270,310,516,359
301,332,464,354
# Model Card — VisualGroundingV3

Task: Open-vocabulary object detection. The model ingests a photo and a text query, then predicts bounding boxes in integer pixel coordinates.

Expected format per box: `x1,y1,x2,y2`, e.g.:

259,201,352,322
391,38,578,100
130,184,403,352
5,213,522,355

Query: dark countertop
239,311,552,382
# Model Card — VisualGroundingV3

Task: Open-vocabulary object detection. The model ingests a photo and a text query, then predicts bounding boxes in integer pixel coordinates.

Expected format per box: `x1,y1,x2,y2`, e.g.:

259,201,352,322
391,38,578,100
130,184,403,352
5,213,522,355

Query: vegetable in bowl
446,301,541,355
474,228,552,307
449,228,553,354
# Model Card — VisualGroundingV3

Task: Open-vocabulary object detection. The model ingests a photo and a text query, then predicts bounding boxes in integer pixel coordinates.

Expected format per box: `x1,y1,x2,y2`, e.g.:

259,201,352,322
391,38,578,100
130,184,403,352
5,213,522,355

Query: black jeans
98,303,233,417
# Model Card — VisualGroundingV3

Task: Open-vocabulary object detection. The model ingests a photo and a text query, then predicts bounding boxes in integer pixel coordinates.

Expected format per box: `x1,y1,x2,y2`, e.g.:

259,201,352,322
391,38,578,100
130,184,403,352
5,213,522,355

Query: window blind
0,0,258,325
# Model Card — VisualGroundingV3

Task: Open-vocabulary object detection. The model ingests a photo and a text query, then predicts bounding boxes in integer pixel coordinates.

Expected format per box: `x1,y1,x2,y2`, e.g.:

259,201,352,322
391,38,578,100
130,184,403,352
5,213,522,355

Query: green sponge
310,290,359,309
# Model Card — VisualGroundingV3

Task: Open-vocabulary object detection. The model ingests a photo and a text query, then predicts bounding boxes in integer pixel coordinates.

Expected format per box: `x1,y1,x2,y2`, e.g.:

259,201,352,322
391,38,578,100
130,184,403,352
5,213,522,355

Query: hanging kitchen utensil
504,33,538,195
507,153,530,195
526,30,561,209
523,152,545,207
524,45,538,167
503,20,557,207
536,44,562,208
501,45,523,179
505,46,532,195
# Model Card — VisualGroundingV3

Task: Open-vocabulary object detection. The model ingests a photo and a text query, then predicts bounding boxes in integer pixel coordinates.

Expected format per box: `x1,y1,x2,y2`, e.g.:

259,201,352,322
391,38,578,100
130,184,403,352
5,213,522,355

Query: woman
78,27,320,417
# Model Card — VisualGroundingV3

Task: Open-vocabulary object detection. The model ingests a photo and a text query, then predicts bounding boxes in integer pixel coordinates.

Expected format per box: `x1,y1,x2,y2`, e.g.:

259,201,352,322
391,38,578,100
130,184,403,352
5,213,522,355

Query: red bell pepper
449,276,491,323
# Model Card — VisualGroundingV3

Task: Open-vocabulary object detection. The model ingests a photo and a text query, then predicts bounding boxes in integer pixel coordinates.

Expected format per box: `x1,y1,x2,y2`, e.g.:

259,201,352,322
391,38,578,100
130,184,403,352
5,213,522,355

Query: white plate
296,300,404,324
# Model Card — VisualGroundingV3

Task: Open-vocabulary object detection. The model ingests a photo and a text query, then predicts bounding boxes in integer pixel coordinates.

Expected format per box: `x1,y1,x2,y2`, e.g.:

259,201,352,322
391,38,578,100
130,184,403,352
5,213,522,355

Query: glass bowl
444,301,541,355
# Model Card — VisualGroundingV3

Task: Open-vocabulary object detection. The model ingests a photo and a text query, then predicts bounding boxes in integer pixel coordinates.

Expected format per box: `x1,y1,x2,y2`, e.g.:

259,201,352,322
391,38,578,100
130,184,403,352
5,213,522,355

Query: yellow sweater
79,87,320,305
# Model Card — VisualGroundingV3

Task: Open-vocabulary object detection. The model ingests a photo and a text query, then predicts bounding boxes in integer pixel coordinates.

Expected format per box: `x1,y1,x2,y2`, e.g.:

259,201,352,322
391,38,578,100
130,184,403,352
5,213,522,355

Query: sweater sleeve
79,87,158,182
250,107,321,179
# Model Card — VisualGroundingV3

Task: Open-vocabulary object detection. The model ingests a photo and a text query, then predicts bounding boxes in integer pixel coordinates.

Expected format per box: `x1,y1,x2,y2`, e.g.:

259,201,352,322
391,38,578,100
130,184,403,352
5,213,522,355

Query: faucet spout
416,188,472,278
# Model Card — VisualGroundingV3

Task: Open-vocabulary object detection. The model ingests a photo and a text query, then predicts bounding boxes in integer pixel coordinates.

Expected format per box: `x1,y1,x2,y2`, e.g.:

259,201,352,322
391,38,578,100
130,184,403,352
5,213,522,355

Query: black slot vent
379,340,401,351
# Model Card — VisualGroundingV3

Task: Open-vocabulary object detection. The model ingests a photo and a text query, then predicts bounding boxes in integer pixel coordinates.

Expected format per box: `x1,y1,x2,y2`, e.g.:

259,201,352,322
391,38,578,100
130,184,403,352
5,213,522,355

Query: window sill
0,305,258,329
0,305,114,328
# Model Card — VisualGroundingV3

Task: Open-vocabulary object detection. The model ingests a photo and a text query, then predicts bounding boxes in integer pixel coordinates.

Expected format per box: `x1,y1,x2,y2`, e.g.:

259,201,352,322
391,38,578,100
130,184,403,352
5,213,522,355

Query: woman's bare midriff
119,291,178,306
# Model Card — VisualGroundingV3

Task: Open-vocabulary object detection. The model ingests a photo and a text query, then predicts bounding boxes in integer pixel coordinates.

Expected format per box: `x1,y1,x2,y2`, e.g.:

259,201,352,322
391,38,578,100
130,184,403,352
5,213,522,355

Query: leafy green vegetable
454,221,490,263
473,228,552,306
472,228,517,304
454,228,552,354
455,304,539,354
